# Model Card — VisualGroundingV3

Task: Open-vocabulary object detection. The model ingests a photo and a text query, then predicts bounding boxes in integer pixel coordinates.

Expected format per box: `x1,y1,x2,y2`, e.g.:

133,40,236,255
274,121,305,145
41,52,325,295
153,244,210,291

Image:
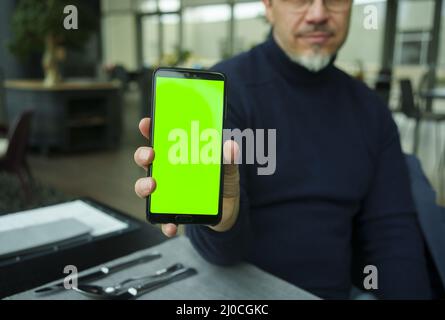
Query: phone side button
175,215,193,223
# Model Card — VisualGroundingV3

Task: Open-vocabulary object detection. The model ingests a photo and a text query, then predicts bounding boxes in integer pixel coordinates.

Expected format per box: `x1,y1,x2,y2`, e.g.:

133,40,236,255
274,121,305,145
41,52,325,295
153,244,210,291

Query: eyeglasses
280,0,351,13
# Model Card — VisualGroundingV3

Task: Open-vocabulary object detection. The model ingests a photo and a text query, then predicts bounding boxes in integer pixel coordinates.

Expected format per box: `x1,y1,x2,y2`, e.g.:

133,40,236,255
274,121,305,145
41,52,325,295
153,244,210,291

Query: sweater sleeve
353,106,432,299
185,185,252,265
185,73,253,265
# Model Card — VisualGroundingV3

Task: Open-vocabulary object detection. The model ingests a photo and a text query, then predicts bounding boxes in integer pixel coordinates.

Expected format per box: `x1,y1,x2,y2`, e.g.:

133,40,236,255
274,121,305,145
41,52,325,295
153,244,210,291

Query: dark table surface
0,198,167,299
6,236,318,300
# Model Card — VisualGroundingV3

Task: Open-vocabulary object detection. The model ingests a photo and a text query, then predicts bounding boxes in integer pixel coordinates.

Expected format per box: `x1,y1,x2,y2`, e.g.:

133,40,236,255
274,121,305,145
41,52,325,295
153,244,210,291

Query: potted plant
8,0,96,86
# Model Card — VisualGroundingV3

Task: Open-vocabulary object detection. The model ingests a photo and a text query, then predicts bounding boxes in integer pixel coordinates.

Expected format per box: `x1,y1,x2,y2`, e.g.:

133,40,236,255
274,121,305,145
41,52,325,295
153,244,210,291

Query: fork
102,262,184,293
73,267,197,299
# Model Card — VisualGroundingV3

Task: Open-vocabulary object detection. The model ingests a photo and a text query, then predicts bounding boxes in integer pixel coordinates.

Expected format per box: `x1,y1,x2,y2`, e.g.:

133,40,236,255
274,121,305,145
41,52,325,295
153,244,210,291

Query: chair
0,109,34,199
418,69,437,112
374,68,392,106
108,65,130,91
406,155,445,299
0,67,6,131
399,79,445,156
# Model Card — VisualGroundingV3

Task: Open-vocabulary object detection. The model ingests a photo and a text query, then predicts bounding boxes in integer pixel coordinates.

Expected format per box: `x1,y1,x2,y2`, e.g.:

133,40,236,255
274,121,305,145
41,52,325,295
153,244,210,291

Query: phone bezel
146,67,227,226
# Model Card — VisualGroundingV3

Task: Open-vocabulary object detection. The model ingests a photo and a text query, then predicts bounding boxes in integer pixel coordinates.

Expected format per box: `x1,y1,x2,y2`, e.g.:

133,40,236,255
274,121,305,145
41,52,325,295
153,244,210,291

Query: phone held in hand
146,67,226,225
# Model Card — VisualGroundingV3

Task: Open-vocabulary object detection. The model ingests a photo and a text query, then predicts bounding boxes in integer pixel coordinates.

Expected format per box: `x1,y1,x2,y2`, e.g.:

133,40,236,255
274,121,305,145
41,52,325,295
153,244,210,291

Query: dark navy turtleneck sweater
186,36,432,299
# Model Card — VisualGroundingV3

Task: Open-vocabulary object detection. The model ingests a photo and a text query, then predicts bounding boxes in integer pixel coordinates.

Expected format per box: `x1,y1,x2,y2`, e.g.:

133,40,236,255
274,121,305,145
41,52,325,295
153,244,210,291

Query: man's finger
134,177,156,198
161,223,178,237
223,139,240,165
223,139,240,177
134,147,154,171
139,118,151,140
223,140,240,198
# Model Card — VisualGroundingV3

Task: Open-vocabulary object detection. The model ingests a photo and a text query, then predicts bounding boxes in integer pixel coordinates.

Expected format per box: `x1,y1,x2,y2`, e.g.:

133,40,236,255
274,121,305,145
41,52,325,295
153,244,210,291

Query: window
139,0,180,13
141,15,159,66
234,1,269,55
183,4,231,65
395,31,431,66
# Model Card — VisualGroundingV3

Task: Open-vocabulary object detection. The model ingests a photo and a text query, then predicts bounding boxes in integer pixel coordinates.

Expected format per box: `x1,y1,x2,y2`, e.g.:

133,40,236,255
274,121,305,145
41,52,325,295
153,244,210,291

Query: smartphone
146,67,226,225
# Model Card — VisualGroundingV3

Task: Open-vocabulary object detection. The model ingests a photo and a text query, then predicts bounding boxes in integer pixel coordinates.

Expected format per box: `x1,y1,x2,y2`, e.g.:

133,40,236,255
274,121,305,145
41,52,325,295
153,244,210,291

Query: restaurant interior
1,0,445,300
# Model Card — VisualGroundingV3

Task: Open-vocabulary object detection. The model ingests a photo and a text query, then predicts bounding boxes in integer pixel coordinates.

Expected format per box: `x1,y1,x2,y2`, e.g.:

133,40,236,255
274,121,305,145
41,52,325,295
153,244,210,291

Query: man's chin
287,52,333,73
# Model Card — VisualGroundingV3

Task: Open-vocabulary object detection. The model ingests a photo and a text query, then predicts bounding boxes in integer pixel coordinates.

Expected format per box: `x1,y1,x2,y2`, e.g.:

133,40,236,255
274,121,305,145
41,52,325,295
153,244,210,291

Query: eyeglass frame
278,0,352,13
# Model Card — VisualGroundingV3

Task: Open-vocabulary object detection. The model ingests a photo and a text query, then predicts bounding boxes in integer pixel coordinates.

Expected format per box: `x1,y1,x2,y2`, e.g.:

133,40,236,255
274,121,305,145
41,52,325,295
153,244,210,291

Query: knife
34,252,161,295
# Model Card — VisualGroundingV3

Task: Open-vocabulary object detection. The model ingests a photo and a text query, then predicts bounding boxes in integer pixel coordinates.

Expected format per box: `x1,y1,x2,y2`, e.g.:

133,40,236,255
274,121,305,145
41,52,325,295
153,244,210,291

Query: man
134,0,432,299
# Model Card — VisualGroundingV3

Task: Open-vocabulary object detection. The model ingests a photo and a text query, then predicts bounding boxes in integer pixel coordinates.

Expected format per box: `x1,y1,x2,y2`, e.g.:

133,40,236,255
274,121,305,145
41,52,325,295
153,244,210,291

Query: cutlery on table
34,252,161,295
73,266,197,300
93,262,184,294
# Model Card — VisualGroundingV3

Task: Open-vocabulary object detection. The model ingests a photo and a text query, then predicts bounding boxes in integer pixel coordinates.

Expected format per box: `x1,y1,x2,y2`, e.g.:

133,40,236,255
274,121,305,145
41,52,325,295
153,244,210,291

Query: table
0,198,318,300
422,88,445,100
0,198,166,298
420,87,445,112
5,236,318,300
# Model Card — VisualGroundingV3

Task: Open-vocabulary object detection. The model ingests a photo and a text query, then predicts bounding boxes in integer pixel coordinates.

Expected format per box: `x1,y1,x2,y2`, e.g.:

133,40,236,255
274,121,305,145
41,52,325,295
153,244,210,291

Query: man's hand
134,118,241,237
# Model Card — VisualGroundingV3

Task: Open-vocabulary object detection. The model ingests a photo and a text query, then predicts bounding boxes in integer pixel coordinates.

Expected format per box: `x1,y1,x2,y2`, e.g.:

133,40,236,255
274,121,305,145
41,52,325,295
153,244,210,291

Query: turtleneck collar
261,33,337,85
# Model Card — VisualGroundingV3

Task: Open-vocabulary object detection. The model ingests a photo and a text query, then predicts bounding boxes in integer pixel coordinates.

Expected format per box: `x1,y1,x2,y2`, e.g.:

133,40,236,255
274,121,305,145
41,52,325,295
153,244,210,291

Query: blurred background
0,0,445,222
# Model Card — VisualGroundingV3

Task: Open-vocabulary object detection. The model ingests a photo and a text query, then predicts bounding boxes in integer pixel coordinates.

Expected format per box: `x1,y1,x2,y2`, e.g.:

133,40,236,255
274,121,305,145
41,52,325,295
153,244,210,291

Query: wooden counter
5,80,123,153
5,80,121,91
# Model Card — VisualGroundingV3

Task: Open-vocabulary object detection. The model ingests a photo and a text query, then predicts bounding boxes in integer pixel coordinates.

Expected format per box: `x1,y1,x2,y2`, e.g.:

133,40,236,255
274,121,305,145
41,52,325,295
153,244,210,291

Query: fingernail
139,148,150,161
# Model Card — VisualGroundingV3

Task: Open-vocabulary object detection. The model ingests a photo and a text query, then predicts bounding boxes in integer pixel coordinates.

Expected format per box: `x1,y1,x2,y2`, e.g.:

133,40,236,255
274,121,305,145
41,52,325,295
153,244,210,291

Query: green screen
150,76,224,215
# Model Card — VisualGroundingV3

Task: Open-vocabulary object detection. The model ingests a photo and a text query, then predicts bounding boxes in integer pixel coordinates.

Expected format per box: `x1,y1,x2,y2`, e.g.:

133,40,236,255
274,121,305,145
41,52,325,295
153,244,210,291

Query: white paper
0,200,129,237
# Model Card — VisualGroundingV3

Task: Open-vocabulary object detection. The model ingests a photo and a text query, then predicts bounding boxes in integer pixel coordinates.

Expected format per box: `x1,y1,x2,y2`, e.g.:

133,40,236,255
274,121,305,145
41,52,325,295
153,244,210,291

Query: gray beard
287,52,332,73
